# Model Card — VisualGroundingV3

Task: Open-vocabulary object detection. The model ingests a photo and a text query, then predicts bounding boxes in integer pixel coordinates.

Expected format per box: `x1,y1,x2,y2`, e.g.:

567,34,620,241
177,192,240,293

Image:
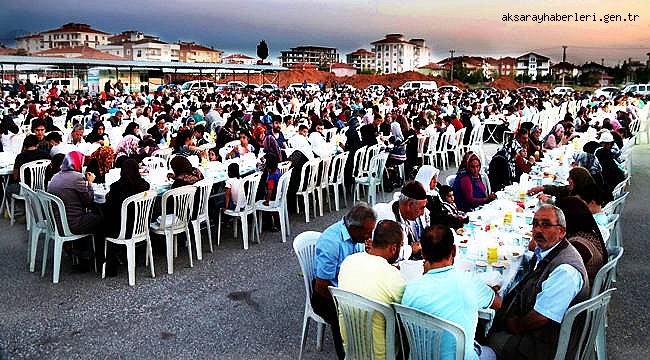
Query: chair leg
192,222,203,261
53,239,63,284
29,230,40,272
147,237,155,278
241,216,249,250
333,187,340,212
279,210,287,243
326,187,332,213
284,206,291,237
101,240,108,279
217,211,222,246
10,197,15,226
342,184,348,208
205,219,213,253
186,227,193,268
252,213,261,244
41,235,50,277
126,241,136,286
165,232,174,275
299,316,310,360
316,322,325,350
303,195,310,223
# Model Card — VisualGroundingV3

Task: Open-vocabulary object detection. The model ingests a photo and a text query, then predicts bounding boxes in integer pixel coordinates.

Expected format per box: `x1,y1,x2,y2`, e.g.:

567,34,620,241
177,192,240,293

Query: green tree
256,40,269,62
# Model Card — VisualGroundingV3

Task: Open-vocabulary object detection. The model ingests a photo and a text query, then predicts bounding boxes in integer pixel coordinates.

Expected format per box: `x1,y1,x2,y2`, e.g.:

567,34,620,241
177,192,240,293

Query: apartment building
346,49,375,72
280,46,339,69
370,34,430,74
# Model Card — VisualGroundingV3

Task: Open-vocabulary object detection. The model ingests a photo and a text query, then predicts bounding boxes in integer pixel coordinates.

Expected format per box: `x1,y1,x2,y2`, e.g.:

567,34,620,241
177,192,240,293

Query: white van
42,77,82,92
399,81,437,91
180,80,215,94
621,84,650,96
551,86,574,95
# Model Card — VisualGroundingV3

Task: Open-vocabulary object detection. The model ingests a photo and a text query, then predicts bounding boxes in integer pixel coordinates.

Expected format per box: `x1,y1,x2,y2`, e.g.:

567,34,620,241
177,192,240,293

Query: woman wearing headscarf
169,155,204,188
586,140,625,202
47,151,104,266
415,165,467,228
85,121,109,145
542,122,568,150
555,196,608,285
527,166,596,202
452,151,496,212
115,134,142,164
85,145,115,184
122,122,141,139
527,125,543,160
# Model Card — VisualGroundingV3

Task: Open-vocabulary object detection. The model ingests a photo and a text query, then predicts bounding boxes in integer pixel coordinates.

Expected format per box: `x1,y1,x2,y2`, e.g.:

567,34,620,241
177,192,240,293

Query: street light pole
449,49,455,81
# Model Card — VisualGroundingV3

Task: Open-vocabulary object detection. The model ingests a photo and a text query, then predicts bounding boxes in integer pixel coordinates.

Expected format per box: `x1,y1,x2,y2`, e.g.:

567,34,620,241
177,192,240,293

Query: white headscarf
390,122,404,142
415,165,440,196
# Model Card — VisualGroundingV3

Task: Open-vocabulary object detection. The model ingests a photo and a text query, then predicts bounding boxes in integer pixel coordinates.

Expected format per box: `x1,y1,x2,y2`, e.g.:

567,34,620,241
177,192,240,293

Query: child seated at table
262,154,282,232
439,185,468,223
224,162,242,211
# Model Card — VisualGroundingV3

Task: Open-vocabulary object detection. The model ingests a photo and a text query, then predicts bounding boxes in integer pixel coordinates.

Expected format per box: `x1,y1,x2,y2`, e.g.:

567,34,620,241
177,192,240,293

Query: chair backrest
416,135,427,156
435,131,452,152
142,156,167,171
19,159,51,192
393,303,466,360
601,192,628,216
219,139,240,160
316,156,331,188
368,152,389,182
425,132,439,154
470,124,484,146
553,288,616,360
292,231,323,302
611,177,629,198
192,179,213,219
278,161,292,175
590,247,624,298
601,214,619,238
36,190,74,237
362,145,380,173
329,151,348,184
446,174,456,187
454,128,466,147
274,169,293,203
160,185,196,227
241,172,262,210
352,146,367,178
329,287,397,360
152,147,173,161
116,190,156,240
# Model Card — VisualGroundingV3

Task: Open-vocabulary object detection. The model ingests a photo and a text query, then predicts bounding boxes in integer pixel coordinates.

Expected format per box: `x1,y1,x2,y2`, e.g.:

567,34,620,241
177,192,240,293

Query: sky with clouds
1,0,648,65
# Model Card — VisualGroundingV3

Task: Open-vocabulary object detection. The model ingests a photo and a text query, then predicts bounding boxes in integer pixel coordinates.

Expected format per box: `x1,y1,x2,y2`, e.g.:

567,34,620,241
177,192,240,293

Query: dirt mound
337,71,464,89
487,76,520,90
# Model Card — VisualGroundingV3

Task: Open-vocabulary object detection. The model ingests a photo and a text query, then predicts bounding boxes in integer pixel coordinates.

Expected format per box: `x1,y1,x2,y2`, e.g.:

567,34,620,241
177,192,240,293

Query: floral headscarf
87,146,115,175
115,134,140,158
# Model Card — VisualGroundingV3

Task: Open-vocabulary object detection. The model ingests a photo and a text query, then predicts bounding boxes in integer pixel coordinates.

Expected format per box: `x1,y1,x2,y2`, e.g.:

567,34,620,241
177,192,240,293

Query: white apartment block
98,32,181,62
346,49,376,72
371,34,430,74
515,52,551,80
15,23,110,54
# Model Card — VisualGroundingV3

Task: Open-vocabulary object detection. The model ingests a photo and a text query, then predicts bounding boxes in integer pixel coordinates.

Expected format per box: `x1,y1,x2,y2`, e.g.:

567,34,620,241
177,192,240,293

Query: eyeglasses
531,220,563,229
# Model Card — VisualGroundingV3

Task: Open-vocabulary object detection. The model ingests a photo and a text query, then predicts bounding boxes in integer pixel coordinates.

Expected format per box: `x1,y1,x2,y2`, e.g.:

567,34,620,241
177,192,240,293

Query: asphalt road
0,144,648,359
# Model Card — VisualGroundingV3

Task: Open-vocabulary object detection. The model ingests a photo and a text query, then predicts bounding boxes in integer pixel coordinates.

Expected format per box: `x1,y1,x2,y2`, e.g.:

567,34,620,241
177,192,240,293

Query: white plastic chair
256,169,293,243
354,152,388,206
553,288,616,360
592,247,623,360
190,179,214,259
103,191,156,286
450,128,466,167
446,174,456,187
329,286,397,360
292,231,326,359
217,173,261,249
393,302,467,360
142,156,167,171
36,190,96,283
433,131,452,171
152,147,173,162
150,185,196,275
327,152,349,212
10,159,50,227
219,139,240,160
423,132,439,166
21,183,49,273
296,159,320,223
611,177,629,198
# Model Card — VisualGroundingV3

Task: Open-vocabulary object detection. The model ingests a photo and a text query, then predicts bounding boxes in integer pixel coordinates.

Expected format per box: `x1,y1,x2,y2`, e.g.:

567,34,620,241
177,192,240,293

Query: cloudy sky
1,0,648,65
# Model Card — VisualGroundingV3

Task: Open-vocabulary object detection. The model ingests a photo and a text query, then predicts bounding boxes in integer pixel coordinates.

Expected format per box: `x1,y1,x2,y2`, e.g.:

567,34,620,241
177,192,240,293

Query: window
61,80,70,85
385,67,389,73
385,61,389,66
137,50,142,57
639,85,646,91
86,35,89,40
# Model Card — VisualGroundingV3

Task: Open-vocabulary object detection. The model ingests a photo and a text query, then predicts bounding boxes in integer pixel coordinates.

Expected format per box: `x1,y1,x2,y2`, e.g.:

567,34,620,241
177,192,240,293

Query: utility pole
449,49,455,81
561,45,568,86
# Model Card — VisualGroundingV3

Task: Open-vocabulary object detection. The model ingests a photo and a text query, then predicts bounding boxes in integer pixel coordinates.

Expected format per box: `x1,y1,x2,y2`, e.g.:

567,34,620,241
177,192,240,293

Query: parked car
516,86,542,95
261,83,279,91
366,84,386,92
438,85,460,92
227,81,246,90
336,84,356,92
244,84,261,91
593,86,620,99
180,80,215,94
621,83,650,96
399,81,437,91
287,83,319,91
551,86,575,95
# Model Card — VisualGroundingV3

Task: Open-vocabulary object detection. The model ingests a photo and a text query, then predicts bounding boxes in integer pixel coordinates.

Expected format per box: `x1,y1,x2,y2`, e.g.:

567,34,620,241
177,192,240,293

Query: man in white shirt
308,121,333,158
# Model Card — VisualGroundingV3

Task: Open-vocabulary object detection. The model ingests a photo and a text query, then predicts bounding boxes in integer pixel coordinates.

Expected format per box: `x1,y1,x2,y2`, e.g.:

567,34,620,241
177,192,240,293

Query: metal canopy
0,55,287,72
